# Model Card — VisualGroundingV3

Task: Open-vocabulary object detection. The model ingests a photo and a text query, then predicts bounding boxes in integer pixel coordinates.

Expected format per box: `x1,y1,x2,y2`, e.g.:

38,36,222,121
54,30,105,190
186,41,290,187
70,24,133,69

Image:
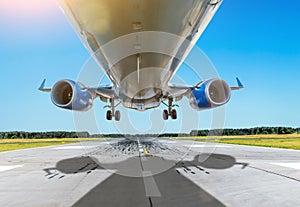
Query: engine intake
51,80,94,111
189,79,231,110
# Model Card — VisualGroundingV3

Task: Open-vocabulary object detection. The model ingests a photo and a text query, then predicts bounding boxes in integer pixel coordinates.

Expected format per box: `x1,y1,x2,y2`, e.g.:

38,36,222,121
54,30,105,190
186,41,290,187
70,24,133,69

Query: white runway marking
184,144,231,148
142,171,161,197
0,165,23,172
272,163,300,170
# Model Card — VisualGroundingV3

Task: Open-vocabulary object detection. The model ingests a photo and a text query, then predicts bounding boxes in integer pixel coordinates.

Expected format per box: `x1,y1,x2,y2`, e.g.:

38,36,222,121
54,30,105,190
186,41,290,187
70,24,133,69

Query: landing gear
162,98,178,120
163,109,169,120
105,99,121,121
106,110,113,120
171,109,177,119
115,110,121,121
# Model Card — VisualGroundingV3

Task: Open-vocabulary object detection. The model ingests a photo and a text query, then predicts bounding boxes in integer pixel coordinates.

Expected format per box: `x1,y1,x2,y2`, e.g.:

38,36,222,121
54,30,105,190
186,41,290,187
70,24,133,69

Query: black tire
115,110,121,121
106,110,112,120
171,109,177,120
163,110,169,120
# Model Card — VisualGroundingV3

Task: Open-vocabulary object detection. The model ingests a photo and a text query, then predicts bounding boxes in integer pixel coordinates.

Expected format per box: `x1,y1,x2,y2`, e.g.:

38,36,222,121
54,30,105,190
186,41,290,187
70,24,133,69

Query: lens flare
0,0,57,19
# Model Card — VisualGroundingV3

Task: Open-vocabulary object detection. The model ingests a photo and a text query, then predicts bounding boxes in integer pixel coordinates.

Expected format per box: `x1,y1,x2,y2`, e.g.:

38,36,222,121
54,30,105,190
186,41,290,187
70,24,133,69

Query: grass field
0,138,101,152
1,135,300,152
177,134,300,150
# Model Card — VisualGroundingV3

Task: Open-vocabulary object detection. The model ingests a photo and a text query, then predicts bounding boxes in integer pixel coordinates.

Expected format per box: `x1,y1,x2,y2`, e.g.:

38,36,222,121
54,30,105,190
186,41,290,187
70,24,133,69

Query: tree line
189,127,300,137
0,131,88,139
0,127,299,139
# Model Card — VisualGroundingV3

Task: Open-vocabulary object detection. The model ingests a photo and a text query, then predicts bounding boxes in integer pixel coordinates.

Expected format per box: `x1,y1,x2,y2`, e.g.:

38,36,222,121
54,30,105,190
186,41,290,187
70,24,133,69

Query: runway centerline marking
272,163,300,170
142,171,161,197
0,165,23,172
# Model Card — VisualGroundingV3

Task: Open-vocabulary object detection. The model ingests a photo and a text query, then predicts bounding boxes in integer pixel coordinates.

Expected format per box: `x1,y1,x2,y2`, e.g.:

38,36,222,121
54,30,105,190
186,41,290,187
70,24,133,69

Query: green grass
176,134,300,150
2,135,300,152
0,138,102,152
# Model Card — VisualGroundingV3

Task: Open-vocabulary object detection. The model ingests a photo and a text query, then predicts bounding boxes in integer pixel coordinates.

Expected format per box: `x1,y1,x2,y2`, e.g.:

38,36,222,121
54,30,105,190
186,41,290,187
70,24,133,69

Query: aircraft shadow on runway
44,154,248,207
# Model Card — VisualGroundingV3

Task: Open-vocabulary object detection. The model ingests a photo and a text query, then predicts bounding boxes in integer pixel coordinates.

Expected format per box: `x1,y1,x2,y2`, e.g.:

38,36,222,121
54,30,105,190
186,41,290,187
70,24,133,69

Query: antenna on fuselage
137,54,141,84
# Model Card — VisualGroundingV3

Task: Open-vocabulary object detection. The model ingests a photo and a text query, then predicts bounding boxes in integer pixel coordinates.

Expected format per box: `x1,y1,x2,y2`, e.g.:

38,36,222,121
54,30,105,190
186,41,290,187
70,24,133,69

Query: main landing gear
105,99,121,121
162,98,178,120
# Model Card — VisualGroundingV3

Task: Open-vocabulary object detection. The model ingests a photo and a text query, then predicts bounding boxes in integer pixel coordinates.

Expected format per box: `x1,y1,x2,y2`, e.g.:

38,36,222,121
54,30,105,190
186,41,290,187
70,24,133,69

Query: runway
1,138,300,207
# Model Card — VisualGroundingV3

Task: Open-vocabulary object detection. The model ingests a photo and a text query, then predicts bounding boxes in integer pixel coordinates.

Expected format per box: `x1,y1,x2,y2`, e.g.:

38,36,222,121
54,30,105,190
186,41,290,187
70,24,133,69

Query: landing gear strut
105,98,121,121
162,98,178,120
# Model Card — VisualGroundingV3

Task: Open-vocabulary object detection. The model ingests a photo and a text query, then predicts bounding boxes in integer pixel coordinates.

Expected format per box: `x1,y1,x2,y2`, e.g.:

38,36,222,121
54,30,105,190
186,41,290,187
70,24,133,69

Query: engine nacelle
189,79,231,110
51,80,94,111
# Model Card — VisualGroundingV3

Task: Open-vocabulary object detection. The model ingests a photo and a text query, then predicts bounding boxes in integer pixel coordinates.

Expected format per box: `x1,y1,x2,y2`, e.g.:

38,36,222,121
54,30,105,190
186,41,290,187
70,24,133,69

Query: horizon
1,126,299,135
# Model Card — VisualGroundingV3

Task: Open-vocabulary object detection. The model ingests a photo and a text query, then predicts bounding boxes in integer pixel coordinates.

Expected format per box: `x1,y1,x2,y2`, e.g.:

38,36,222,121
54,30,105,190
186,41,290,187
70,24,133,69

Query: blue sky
0,0,299,133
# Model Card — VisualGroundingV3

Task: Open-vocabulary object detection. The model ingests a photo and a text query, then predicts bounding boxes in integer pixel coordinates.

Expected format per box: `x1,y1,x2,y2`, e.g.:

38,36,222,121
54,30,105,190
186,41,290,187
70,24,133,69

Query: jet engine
51,80,94,111
189,79,231,110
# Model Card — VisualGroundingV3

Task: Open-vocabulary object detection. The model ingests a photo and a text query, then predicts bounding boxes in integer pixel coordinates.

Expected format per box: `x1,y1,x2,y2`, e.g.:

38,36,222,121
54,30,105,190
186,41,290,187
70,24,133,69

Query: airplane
39,0,243,121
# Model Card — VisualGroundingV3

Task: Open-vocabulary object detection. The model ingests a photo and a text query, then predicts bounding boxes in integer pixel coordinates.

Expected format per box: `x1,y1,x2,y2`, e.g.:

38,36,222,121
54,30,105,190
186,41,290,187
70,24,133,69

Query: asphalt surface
1,138,300,207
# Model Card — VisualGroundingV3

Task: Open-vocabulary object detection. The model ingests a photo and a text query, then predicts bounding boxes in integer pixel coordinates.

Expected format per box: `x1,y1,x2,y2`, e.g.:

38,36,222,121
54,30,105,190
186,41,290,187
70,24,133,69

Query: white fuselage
57,0,222,110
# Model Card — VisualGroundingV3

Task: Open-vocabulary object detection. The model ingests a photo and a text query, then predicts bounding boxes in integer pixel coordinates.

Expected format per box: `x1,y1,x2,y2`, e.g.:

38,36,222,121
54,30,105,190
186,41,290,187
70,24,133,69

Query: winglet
230,77,244,91
236,77,244,88
38,79,51,92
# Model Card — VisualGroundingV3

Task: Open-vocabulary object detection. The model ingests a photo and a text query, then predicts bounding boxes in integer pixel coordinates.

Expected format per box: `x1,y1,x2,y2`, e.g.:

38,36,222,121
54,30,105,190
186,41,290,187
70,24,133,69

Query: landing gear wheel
163,109,169,120
115,110,121,121
106,110,113,120
171,109,177,120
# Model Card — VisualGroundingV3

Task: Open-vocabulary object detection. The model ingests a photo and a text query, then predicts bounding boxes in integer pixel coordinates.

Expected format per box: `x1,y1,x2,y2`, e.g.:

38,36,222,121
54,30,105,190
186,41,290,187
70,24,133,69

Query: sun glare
0,0,57,18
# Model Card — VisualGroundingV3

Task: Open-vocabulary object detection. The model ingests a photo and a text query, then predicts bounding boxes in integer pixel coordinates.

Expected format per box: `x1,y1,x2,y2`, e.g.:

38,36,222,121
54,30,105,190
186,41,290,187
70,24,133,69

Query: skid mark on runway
0,165,23,172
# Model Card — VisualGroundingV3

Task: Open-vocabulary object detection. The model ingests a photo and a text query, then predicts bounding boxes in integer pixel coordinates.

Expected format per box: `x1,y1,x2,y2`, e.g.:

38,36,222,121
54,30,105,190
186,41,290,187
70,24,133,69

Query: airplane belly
57,0,222,108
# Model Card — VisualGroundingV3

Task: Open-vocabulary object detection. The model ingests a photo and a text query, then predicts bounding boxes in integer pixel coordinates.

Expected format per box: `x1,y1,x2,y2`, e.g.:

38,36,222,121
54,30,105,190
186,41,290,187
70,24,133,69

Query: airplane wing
90,85,115,102
38,79,51,92
167,77,244,99
230,78,244,91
